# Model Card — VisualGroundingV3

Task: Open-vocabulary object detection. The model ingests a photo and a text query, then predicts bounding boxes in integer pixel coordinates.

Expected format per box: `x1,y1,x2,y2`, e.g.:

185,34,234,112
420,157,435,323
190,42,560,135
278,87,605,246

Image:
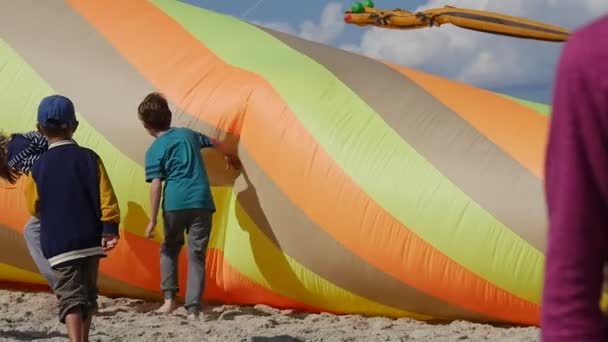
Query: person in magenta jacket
542,14,608,341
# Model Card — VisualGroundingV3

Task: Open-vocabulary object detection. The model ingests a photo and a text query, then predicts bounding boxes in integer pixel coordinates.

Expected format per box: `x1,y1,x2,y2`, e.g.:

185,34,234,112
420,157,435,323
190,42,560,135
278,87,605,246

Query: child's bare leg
81,314,92,342
64,310,84,342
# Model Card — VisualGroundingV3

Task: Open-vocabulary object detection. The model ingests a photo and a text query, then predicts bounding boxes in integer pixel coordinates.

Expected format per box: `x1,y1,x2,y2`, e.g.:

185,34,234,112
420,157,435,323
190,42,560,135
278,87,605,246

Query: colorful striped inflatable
0,0,550,326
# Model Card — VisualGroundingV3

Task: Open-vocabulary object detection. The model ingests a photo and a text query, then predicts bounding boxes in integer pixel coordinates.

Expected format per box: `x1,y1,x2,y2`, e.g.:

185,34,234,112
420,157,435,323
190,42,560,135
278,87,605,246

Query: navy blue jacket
24,140,120,267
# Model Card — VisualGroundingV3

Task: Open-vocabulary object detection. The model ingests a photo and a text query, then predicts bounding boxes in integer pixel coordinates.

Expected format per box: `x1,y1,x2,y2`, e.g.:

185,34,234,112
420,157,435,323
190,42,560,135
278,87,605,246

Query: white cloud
251,2,345,44
345,0,608,98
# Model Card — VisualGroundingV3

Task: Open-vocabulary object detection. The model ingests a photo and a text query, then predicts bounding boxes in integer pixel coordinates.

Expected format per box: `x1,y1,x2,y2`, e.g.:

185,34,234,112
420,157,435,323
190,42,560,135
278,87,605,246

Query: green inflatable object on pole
362,0,375,8
351,2,364,13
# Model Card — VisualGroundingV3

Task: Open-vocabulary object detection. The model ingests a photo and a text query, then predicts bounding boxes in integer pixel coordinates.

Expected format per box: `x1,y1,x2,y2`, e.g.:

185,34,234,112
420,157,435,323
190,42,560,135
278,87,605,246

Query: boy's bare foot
155,299,180,314
187,310,201,321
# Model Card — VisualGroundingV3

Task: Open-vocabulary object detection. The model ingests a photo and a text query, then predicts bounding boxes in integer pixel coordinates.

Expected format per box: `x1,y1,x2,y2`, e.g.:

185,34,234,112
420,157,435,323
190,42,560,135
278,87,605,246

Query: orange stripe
0,182,162,292
65,0,539,324
0,182,29,233
0,250,323,314
99,225,324,315
67,0,247,142
0,181,161,291
0,182,322,312
384,62,548,178
239,91,539,325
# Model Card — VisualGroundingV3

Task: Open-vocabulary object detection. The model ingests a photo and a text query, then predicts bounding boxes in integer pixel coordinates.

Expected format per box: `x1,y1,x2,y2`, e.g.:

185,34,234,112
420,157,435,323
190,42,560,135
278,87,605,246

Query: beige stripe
0,225,160,300
258,26,547,252
0,0,237,187
235,148,490,322
2,2,496,321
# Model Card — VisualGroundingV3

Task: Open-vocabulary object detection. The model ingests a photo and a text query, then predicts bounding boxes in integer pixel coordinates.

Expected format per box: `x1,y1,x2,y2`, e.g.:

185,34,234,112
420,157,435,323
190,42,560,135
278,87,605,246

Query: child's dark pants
160,208,212,314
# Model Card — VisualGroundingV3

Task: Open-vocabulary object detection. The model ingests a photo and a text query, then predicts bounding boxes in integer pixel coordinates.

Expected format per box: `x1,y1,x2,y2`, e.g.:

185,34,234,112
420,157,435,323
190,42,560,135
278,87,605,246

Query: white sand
0,289,540,341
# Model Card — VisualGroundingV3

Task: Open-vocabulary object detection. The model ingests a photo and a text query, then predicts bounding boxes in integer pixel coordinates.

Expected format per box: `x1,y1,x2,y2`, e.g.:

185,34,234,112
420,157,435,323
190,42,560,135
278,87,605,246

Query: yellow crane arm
344,2,570,42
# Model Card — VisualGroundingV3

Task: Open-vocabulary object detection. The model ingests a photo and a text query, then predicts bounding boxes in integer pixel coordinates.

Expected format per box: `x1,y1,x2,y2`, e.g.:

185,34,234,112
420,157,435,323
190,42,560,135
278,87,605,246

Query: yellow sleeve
23,173,39,217
97,157,121,235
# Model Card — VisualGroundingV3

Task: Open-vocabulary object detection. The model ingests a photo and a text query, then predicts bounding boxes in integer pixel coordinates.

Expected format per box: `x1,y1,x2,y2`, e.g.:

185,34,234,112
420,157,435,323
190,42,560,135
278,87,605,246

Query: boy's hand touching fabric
224,155,242,170
144,220,156,239
102,234,119,251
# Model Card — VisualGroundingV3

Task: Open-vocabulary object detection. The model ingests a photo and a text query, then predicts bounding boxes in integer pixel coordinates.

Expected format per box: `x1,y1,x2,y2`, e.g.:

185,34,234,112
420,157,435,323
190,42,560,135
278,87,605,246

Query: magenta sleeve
541,17,608,341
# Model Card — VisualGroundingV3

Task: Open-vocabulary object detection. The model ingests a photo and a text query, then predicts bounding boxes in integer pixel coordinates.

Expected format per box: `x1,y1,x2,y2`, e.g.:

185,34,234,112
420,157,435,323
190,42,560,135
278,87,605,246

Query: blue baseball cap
37,95,77,128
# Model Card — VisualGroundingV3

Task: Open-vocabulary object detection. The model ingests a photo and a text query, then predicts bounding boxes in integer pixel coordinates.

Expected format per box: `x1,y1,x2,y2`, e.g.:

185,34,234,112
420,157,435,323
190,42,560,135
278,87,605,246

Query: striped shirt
7,131,49,173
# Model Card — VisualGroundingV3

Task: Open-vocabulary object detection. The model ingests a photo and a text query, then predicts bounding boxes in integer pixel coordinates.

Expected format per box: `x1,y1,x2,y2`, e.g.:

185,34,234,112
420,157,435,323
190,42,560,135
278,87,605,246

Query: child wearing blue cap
0,130,56,289
22,94,121,342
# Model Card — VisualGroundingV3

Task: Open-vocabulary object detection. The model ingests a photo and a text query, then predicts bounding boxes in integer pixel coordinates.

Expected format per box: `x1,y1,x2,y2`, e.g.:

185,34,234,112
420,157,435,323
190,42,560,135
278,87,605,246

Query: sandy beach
0,289,540,342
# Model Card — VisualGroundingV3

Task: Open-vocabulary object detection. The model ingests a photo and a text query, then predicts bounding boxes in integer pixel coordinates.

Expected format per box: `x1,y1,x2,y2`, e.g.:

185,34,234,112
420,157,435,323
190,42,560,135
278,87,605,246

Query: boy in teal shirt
138,92,238,319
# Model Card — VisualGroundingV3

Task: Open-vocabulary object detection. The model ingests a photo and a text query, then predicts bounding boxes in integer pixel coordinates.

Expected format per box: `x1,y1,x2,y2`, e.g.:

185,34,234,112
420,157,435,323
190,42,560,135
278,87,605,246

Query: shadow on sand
0,329,67,341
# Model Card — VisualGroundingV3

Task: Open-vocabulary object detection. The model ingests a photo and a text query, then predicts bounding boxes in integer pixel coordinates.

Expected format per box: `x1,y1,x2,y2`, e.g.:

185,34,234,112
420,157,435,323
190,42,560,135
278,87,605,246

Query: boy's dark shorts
52,256,100,324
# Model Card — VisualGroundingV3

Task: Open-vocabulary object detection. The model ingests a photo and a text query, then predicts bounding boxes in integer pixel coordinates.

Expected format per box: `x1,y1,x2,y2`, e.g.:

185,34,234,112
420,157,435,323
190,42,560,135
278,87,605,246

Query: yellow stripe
211,190,432,319
0,38,425,319
0,263,47,285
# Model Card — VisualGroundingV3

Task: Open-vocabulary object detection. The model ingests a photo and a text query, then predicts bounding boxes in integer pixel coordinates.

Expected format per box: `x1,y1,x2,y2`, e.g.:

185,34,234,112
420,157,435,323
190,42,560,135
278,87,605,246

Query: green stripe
154,0,543,304
0,39,193,243
497,93,551,116
0,39,143,229
215,192,417,318
0,39,415,317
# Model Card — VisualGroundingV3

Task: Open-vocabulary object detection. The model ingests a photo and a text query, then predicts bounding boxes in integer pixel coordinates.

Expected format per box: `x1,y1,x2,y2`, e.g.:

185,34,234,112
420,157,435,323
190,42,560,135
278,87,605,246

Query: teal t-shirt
144,127,215,212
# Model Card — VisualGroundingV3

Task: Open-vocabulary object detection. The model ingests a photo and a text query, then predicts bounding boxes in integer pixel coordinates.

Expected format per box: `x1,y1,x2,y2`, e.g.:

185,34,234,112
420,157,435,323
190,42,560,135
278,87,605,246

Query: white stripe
48,140,75,149
48,246,106,267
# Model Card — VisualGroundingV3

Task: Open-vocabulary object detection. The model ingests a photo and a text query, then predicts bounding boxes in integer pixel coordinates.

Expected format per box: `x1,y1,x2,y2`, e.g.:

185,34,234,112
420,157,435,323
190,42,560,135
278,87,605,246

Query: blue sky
180,1,607,104
180,1,427,23
181,0,427,46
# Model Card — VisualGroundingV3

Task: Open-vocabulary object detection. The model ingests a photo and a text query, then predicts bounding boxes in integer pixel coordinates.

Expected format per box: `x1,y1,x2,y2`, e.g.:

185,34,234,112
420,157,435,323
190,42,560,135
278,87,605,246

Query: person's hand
224,155,242,170
101,234,119,251
144,220,157,239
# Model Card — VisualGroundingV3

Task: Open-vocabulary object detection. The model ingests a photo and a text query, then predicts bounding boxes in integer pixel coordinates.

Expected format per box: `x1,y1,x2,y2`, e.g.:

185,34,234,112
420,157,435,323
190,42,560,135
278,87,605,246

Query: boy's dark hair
0,132,18,184
40,119,74,139
138,92,172,131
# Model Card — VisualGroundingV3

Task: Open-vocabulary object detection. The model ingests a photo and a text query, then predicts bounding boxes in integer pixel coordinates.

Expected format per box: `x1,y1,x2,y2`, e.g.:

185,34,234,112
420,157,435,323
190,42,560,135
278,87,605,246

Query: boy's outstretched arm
197,132,215,149
197,132,231,155
97,157,121,250
197,132,242,170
